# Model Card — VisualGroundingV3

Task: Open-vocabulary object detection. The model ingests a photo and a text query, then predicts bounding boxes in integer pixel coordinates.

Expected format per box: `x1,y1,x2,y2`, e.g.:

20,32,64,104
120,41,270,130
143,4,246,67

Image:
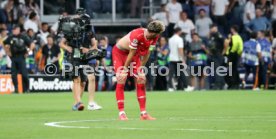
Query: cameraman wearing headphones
59,8,102,111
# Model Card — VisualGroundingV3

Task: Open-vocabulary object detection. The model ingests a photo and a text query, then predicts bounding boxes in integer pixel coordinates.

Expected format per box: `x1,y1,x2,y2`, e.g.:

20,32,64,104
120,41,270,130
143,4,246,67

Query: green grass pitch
0,90,276,139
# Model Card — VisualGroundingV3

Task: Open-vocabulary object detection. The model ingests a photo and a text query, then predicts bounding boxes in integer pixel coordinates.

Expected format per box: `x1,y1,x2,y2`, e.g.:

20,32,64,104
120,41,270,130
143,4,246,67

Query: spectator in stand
256,0,271,19
246,8,271,33
179,0,194,20
146,40,157,91
24,11,39,33
243,0,257,25
195,9,212,45
38,22,50,45
193,0,211,18
3,0,24,31
151,4,168,37
51,8,68,34
152,4,168,27
130,0,145,18
166,0,183,37
23,0,40,18
228,0,246,27
155,36,169,91
42,35,61,73
175,11,195,43
25,28,37,73
0,7,8,27
97,36,113,91
211,0,229,35
0,28,10,72
188,33,208,91
271,0,276,21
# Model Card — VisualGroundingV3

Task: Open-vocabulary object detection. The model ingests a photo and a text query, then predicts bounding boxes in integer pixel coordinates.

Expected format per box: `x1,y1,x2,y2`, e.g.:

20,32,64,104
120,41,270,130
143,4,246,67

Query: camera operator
59,8,102,111
4,26,35,93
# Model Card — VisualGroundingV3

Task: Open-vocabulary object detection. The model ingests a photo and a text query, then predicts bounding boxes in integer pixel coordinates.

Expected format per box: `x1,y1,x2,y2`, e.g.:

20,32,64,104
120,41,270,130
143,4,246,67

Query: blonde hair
147,20,165,34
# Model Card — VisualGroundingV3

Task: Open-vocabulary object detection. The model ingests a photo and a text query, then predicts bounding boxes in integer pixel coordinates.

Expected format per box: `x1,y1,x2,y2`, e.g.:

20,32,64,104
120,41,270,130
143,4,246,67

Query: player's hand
137,72,146,81
116,69,128,83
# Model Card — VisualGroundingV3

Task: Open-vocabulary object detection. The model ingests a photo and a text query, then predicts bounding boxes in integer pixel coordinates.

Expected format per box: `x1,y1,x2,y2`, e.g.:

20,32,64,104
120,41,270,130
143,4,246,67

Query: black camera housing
57,13,106,62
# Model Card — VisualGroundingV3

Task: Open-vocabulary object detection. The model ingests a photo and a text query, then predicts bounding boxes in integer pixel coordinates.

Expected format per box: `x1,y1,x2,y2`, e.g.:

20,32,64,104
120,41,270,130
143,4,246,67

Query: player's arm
124,48,137,69
124,31,141,69
141,51,150,66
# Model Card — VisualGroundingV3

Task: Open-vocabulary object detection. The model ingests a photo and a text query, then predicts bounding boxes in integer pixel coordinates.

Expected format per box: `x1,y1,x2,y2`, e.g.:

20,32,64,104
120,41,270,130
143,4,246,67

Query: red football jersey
128,28,159,56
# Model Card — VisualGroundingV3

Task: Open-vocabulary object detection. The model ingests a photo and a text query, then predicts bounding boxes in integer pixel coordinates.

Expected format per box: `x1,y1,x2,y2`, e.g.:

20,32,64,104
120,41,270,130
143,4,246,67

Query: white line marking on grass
168,117,276,122
44,119,264,133
44,119,115,129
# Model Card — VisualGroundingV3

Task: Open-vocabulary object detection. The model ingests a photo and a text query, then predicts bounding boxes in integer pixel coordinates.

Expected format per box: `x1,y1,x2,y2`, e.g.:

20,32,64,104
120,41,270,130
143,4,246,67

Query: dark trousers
259,62,269,87
168,61,187,89
11,56,29,92
244,64,259,88
154,66,168,90
210,55,225,89
227,53,240,89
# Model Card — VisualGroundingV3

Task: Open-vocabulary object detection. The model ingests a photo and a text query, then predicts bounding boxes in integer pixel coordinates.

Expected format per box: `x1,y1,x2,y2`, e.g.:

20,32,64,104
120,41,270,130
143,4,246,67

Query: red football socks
116,84,125,112
136,84,146,112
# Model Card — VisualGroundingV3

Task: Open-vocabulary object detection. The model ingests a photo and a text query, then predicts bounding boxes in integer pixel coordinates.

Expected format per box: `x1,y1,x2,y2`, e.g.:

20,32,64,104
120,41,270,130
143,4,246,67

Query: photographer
59,8,102,111
4,26,35,93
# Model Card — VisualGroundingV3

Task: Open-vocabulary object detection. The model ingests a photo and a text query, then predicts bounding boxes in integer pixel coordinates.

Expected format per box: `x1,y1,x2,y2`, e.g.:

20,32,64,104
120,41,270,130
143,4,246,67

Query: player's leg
135,73,156,120
87,73,102,110
113,46,128,120
134,60,156,120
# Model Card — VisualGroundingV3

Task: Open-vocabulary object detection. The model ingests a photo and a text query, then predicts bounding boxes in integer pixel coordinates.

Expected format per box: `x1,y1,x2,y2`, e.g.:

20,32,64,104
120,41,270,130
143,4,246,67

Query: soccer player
112,20,165,121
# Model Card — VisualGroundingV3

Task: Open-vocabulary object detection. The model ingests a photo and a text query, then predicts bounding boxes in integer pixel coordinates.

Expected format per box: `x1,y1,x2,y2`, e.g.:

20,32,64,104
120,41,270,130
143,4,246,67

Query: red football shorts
112,45,141,76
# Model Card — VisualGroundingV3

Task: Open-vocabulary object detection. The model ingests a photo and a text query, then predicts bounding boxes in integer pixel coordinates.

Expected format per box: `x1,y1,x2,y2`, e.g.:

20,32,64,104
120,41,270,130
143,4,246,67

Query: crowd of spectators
150,0,276,90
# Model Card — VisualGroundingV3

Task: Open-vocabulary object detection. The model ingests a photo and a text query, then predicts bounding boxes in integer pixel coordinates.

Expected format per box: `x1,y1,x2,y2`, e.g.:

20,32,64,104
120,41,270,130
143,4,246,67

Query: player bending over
112,20,165,120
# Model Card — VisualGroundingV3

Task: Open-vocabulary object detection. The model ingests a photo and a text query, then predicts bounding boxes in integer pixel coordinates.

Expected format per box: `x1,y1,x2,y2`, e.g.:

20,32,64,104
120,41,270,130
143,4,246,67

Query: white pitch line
168,117,276,122
44,119,264,133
